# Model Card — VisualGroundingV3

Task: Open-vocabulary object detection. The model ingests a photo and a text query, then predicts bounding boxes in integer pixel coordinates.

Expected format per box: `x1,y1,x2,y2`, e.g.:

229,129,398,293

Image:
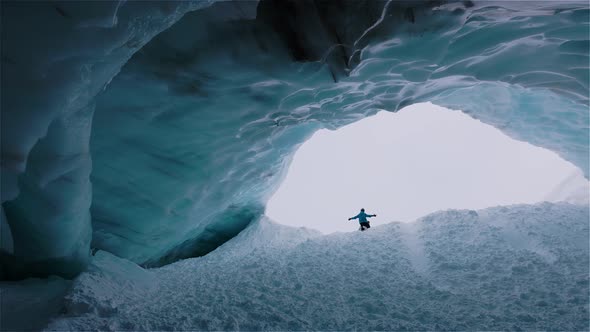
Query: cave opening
266,103,588,233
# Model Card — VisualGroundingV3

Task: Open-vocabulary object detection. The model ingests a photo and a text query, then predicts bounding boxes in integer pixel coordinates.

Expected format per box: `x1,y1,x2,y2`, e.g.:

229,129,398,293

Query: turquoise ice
0,2,588,329
0,0,588,278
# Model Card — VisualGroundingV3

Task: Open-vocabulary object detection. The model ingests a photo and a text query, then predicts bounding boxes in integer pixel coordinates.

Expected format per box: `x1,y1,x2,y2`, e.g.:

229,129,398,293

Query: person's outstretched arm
348,214,359,221
370,214,377,217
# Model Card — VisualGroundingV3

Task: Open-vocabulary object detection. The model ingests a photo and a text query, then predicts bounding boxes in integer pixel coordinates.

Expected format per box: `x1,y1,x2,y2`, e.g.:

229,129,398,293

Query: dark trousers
360,222,370,231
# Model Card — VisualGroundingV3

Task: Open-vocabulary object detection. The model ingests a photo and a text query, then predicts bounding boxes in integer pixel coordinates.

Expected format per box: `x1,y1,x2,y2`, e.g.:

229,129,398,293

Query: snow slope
46,202,589,331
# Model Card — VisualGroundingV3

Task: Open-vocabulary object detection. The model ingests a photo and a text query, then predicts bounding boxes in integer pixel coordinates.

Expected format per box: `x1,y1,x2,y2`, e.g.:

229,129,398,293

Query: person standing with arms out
348,208,377,231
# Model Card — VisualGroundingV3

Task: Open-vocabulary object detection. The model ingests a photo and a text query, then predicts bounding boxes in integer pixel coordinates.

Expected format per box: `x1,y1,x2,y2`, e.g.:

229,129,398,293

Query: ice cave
1,1,588,331
267,103,589,233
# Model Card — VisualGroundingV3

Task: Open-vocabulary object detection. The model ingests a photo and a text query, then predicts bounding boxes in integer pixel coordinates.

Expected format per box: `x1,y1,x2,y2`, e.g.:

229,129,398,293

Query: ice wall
0,0,216,278
1,0,588,277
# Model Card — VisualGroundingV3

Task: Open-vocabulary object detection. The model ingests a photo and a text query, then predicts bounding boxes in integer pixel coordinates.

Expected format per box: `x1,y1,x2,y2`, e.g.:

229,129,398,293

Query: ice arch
1,0,588,278
266,104,589,234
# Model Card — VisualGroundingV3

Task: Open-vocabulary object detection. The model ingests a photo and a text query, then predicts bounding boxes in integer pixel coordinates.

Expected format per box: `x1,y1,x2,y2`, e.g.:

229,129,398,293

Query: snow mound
47,202,589,331
545,169,590,205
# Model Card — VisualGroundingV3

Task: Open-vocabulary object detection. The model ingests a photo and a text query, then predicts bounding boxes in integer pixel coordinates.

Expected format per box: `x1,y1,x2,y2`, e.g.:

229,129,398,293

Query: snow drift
44,202,589,331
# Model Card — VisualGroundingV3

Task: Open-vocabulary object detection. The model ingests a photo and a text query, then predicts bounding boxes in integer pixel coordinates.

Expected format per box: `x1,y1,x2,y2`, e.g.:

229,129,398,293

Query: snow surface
545,169,590,205
44,202,589,331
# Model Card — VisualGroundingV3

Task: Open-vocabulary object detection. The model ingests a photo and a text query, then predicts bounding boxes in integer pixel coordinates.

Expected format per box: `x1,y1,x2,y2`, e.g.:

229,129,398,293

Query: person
348,208,377,231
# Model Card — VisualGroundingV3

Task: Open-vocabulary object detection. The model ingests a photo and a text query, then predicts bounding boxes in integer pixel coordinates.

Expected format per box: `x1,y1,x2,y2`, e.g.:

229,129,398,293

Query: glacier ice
0,0,588,276
0,276,71,331
0,0,217,277
42,202,589,331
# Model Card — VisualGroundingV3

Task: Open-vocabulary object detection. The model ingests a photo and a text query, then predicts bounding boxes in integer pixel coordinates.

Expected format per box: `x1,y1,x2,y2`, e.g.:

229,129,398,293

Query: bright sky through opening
266,103,588,234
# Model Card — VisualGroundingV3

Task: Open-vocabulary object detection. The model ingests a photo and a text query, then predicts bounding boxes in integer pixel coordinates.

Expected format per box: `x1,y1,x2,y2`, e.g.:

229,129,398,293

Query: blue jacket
350,212,375,223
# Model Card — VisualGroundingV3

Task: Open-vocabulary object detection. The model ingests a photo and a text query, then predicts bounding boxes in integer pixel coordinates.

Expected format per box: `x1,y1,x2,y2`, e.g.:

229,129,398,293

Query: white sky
265,102,587,233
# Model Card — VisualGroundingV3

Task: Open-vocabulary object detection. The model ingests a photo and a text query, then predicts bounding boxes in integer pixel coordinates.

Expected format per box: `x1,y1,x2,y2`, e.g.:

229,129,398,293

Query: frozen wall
0,0,216,278
1,0,588,277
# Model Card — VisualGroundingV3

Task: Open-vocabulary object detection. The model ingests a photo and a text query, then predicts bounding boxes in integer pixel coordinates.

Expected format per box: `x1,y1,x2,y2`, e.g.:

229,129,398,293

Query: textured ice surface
0,0,216,277
46,202,589,331
87,0,590,267
1,1,589,276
